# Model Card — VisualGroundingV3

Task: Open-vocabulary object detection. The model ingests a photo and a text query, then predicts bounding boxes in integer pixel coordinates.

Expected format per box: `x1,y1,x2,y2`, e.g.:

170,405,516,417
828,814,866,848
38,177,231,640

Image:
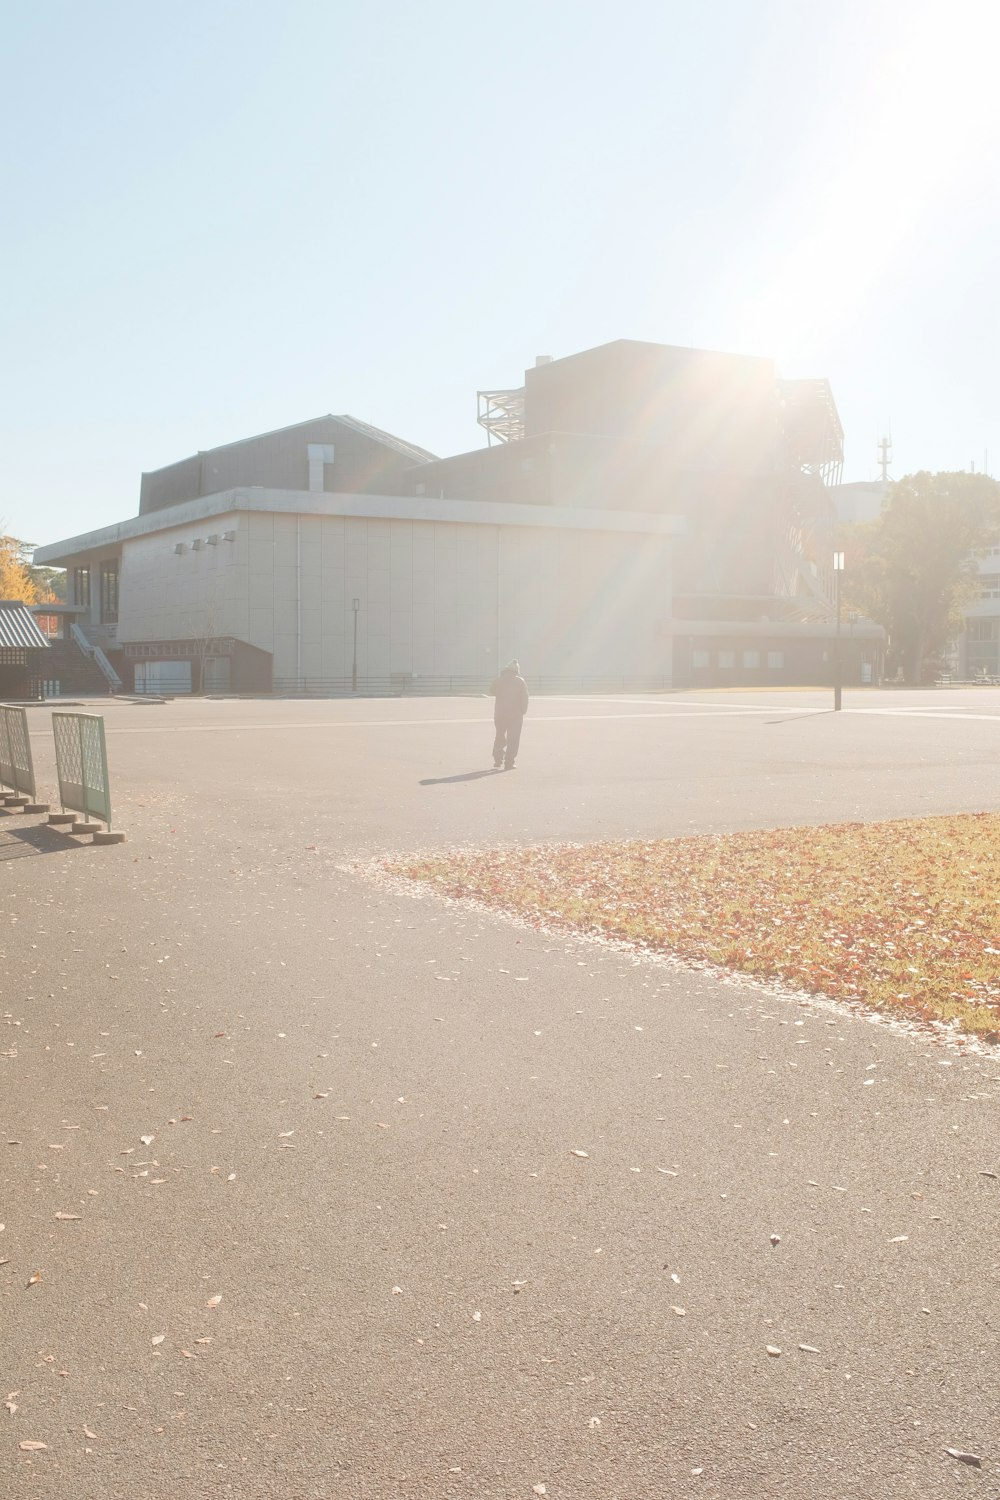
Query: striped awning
0,601,50,650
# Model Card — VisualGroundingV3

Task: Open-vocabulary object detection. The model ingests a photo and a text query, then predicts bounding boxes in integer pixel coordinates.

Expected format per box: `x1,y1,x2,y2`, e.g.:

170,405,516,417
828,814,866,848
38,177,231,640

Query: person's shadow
419,769,501,786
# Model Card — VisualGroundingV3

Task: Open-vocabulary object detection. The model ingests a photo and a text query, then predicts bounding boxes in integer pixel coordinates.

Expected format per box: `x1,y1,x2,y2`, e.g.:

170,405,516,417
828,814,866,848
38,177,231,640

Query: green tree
0,530,64,605
842,472,1000,684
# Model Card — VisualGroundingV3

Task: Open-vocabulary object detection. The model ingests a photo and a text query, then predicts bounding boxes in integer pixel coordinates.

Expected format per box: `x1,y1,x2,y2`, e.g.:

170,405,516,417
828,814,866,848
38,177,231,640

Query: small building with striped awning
0,600,50,699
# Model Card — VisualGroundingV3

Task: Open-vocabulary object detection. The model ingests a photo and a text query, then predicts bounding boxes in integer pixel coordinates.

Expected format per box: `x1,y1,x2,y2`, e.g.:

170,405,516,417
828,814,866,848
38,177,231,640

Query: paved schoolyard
2,689,998,1498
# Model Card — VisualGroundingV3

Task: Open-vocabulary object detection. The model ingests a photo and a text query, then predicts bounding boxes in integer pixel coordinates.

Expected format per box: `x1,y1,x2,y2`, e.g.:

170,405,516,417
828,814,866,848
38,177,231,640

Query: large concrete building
34,339,878,694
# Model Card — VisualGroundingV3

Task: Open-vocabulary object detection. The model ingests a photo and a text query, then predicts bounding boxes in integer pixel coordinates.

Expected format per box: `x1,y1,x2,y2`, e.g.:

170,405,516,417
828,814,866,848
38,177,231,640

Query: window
692,649,711,669
73,567,90,609
742,650,761,669
967,619,998,642
100,561,119,623
767,651,785,669
977,574,1000,599
717,650,735,668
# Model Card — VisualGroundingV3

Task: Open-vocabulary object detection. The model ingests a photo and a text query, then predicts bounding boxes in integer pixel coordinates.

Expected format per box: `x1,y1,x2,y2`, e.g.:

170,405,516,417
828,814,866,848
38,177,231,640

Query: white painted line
25,704,1000,739
39,708,812,736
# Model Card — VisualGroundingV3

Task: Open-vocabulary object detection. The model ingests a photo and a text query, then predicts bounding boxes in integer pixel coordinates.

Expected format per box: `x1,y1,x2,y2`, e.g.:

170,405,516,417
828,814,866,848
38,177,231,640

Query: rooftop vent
307,443,335,492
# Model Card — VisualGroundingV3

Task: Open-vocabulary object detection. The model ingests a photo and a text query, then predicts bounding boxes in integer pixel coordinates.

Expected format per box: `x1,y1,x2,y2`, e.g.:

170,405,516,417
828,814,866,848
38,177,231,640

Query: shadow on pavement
419,769,501,786
0,820,87,861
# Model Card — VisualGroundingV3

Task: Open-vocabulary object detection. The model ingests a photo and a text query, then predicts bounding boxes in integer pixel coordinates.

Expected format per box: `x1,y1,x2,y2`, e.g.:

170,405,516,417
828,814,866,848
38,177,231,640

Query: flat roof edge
34,489,684,564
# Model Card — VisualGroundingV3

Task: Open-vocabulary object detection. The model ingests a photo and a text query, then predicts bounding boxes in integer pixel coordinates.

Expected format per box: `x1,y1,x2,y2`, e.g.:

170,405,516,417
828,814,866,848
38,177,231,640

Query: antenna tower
877,432,892,482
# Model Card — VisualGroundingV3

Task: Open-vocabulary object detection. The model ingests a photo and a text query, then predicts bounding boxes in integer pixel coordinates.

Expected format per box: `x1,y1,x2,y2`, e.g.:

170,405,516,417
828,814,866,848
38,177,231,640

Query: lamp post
351,597,360,693
832,552,845,711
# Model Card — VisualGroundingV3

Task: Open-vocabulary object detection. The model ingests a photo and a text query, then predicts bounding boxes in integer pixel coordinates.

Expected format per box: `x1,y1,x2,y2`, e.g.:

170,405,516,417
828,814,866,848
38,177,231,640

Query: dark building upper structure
34,338,882,695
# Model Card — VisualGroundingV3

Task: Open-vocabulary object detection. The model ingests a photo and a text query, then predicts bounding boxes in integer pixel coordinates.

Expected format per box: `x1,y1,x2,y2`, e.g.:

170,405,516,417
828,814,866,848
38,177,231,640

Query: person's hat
506,659,519,672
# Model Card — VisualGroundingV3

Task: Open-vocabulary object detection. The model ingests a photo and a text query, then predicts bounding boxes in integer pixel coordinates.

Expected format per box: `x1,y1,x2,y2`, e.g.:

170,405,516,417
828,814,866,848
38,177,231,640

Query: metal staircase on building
69,623,123,691
41,626,123,696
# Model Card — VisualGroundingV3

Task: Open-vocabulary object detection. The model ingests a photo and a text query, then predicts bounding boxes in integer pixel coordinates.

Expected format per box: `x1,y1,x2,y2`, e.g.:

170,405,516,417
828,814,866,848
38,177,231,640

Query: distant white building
828,480,888,526
957,537,1000,679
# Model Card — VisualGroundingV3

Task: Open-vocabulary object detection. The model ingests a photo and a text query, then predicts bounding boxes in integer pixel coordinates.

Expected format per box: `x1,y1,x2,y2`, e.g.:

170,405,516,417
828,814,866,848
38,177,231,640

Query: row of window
73,564,118,623
692,649,785,670
977,574,1000,599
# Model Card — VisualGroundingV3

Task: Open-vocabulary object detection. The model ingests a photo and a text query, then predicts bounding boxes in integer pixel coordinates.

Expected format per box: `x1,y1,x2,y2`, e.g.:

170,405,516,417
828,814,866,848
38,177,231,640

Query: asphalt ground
2,688,999,1499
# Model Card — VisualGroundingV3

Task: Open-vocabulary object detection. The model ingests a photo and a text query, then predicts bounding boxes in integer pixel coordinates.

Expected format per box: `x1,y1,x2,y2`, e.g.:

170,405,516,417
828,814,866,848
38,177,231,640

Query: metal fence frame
52,712,114,828
0,703,41,804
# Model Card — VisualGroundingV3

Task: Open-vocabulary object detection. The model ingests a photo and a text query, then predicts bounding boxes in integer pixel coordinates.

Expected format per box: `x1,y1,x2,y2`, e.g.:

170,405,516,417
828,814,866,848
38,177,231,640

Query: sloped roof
0,600,50,649
332,414,438,464
143,413,438,478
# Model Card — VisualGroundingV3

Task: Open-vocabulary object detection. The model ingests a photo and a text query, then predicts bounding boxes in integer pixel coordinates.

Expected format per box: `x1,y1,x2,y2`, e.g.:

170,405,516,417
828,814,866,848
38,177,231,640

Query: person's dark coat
491,662,529,722
490,661,529,768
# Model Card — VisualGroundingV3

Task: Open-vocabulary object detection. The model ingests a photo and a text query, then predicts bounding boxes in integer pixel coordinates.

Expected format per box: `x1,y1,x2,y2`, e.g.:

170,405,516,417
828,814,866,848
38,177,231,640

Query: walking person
490,659,529,770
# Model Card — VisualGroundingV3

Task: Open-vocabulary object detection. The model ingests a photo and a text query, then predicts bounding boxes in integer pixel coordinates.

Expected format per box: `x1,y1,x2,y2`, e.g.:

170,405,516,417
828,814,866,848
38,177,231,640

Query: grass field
388,813,1000,1040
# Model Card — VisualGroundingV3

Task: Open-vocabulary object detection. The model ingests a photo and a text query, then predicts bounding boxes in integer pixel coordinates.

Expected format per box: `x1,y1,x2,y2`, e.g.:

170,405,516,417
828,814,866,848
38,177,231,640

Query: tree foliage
841,471,1000,683
0,531,63,604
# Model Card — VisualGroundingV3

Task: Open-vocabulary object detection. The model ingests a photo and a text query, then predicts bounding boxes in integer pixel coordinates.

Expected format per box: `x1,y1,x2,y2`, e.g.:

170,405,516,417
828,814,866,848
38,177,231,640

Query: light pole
848,610,858,685
351,597,360,693
833,552,845,711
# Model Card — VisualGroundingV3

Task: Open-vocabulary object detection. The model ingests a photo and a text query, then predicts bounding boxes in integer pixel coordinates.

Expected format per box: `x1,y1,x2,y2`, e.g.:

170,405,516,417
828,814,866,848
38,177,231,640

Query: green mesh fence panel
52,712,112,826
0,704,37,800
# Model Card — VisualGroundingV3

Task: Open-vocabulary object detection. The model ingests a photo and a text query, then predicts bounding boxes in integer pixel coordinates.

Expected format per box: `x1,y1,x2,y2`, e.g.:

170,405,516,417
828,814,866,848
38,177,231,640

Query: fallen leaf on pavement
765,1345,782,1357
140,1136,154,1146
944,1449,981,1468
54,1213,81,1221
151,1335,165,1346
19,1441,47,1451
570,1150,589,1159
205,1295,222,1308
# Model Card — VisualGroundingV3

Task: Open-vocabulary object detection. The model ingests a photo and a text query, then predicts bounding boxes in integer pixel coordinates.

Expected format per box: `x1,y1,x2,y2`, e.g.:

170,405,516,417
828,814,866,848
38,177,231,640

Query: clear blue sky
3,0,997,547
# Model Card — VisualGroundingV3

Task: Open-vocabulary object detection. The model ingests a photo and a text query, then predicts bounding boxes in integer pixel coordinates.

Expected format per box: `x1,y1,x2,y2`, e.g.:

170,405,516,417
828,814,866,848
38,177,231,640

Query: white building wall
119,512,245,643
114,506,674,684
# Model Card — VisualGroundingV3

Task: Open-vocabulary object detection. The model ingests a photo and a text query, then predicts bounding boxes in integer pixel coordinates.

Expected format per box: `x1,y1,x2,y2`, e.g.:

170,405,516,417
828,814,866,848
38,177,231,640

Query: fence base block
3,796,29,808
70,820,103,835
93,829,126,845
48,813,76,825
24,803,50,814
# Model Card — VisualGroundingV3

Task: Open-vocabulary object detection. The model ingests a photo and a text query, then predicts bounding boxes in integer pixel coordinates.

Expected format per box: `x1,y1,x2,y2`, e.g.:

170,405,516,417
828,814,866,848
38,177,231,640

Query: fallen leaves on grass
387,814,1000,1039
